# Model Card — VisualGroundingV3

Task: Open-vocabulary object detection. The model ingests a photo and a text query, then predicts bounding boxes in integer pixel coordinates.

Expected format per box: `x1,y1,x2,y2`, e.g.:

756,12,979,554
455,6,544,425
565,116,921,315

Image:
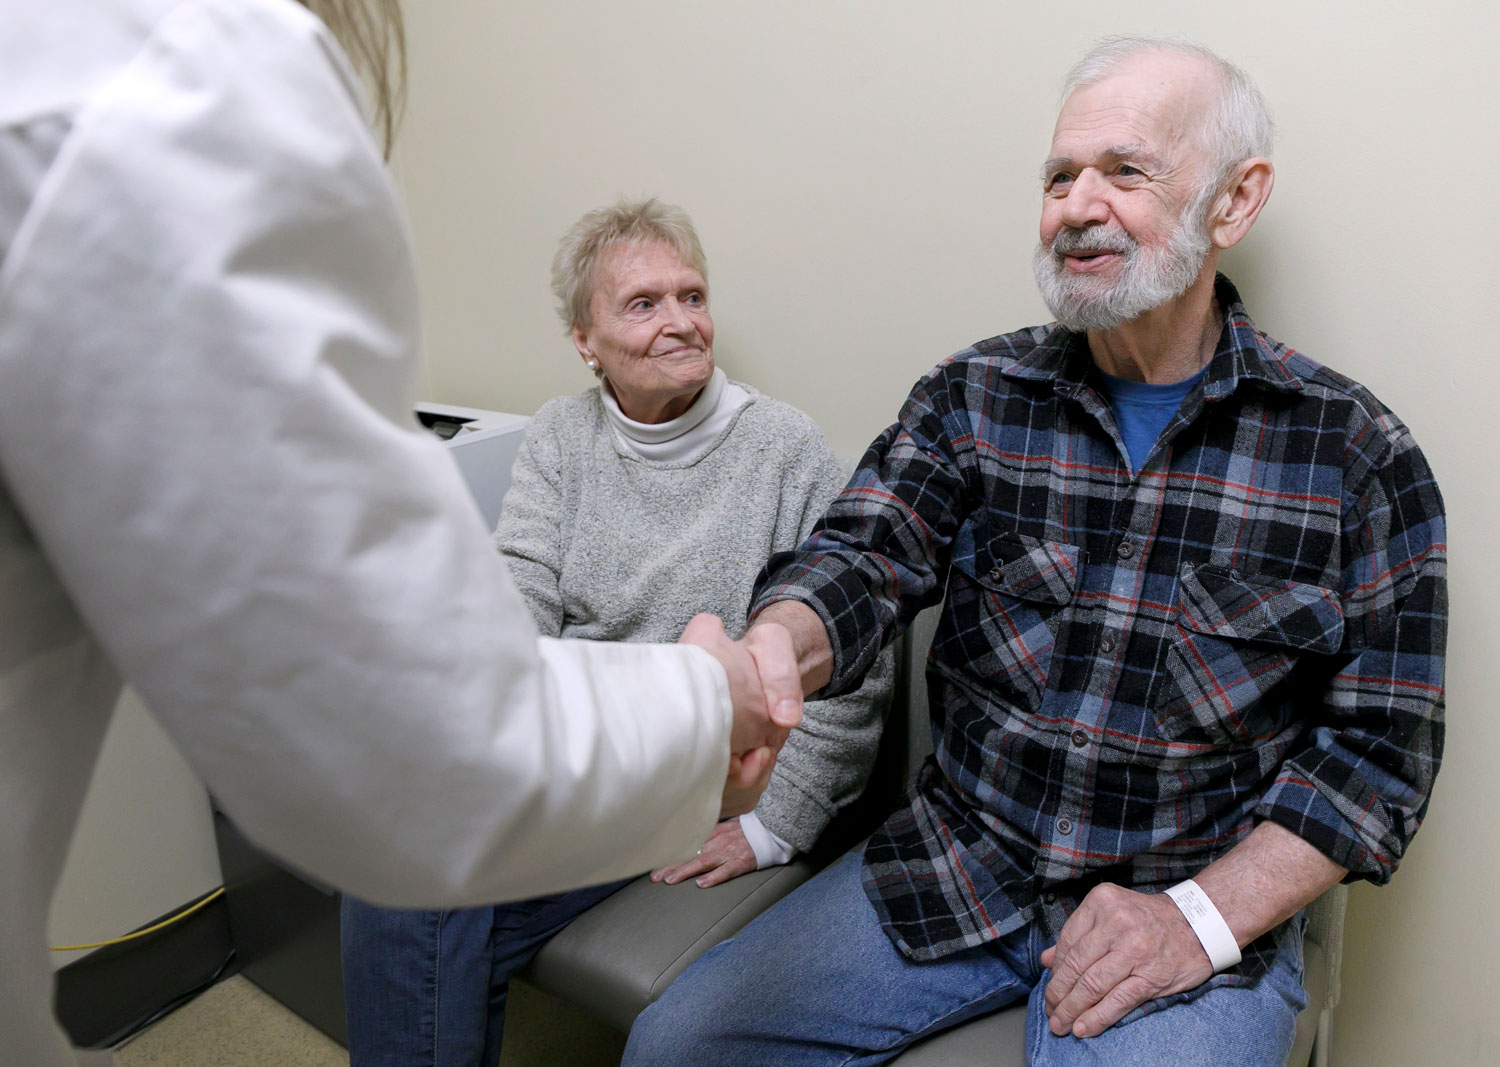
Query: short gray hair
550,198,708,331
1061,35,1274,200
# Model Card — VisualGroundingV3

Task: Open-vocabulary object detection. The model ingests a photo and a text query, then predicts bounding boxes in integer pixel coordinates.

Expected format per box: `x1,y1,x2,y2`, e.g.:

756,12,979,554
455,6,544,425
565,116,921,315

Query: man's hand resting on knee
1041,822,1345,1039
1040,883,1212,1039
678,613,802,818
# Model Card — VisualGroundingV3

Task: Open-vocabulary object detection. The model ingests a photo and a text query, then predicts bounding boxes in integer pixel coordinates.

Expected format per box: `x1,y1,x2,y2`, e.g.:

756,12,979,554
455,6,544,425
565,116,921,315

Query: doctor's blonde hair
299,0,406,156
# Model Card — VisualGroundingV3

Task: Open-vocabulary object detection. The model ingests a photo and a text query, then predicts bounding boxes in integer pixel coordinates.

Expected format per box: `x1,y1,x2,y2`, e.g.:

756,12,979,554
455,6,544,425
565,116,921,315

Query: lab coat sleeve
0,0,729,906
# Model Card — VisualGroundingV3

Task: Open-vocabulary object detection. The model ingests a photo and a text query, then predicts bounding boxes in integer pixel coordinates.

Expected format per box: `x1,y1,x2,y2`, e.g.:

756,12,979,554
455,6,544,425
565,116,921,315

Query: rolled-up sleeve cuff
1255,770,1401,886
752,557,888,698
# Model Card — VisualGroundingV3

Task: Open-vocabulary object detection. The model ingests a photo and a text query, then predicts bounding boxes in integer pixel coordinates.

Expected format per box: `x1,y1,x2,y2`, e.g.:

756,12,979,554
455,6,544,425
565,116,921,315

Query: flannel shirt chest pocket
1156,564,1344,746
943,531,1081,713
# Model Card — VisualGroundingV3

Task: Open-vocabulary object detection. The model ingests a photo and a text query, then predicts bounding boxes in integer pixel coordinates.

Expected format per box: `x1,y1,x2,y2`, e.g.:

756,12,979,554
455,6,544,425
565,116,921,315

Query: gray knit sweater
495,383,892,851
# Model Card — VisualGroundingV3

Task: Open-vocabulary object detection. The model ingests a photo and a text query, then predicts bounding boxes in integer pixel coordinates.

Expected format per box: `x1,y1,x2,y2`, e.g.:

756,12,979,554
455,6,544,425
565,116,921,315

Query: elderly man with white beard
622,35,1447,1067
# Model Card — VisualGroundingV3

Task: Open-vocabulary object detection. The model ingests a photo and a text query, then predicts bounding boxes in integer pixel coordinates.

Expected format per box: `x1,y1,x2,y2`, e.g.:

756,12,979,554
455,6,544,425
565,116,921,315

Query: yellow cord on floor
50,887,226,952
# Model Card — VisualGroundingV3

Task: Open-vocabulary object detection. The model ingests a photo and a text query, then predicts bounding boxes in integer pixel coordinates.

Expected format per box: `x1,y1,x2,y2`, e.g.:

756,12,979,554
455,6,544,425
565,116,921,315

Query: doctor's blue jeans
623,850,1308,1067
340,877,632,1067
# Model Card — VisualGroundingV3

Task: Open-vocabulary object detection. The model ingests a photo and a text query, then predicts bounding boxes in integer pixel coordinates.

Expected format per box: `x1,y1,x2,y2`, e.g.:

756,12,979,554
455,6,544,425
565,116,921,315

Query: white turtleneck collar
601,368,751,464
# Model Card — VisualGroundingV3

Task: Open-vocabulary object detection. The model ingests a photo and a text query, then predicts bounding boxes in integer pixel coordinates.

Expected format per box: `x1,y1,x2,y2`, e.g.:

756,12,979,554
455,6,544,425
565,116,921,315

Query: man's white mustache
1050,226,1136,256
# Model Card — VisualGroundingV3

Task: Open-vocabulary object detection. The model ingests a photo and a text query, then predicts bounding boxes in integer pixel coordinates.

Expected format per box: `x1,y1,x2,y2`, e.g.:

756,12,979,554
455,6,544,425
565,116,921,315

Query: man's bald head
1060,36,1273,199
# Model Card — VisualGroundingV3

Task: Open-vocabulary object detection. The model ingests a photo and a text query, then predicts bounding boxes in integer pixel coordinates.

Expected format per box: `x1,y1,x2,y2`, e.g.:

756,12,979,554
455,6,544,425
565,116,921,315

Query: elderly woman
339,198,891,1067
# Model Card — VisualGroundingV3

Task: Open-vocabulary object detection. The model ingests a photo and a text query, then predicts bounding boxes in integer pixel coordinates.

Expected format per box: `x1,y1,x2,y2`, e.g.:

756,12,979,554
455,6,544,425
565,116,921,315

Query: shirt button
1098,633,1115,653
1115,540,1136,560
1042,890,1059,905
1056,817,1074,835
987,566,1005,583
1071,729,1089,748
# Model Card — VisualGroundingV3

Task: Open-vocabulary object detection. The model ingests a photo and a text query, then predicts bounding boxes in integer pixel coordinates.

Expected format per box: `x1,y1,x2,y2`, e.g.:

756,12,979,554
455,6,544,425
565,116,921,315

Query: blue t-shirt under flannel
1097,363,1209,473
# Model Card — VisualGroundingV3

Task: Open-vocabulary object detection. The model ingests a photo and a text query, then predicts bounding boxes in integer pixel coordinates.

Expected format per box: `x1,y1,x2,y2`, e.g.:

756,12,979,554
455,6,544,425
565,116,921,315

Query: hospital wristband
1163,879,1242,973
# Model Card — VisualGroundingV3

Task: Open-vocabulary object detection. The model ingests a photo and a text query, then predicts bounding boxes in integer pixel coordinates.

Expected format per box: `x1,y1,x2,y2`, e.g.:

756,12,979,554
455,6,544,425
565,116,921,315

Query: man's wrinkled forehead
1051,50,1219,157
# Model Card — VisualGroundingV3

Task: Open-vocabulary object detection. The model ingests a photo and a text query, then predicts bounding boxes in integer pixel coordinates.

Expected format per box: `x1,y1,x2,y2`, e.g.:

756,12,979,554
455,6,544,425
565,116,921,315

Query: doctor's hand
1039,883,1212,1039
650,817,758,888
678,613,802,818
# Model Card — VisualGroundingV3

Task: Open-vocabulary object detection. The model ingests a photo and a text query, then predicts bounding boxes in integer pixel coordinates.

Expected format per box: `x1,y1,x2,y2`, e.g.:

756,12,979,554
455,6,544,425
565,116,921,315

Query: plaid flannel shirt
752,276,1446,1008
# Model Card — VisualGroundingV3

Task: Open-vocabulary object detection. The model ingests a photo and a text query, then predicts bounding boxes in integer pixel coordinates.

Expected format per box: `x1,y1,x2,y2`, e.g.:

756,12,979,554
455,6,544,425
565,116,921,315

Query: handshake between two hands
677,613,804,818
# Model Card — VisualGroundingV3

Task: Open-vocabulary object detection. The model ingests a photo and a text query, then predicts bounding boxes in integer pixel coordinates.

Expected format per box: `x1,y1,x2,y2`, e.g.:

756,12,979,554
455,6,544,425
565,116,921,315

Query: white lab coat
0,1,732,1062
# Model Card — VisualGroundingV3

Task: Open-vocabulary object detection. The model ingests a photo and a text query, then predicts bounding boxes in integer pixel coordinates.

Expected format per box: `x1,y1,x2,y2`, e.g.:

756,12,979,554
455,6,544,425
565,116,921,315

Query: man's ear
1209,158,1275,250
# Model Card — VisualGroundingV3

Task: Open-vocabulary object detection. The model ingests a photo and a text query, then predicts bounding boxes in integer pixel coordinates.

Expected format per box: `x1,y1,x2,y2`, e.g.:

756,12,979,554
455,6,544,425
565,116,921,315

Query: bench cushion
519,856,824,1032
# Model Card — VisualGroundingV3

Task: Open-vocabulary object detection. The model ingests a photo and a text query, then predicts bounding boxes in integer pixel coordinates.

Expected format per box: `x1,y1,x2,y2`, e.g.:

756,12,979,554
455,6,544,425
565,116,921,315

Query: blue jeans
340,876,633,1067
624,851,1308,1067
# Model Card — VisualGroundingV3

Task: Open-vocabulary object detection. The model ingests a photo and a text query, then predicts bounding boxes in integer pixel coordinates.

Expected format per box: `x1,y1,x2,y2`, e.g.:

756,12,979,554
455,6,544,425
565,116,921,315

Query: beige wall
49,689,220,969
394,2,1499,1063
